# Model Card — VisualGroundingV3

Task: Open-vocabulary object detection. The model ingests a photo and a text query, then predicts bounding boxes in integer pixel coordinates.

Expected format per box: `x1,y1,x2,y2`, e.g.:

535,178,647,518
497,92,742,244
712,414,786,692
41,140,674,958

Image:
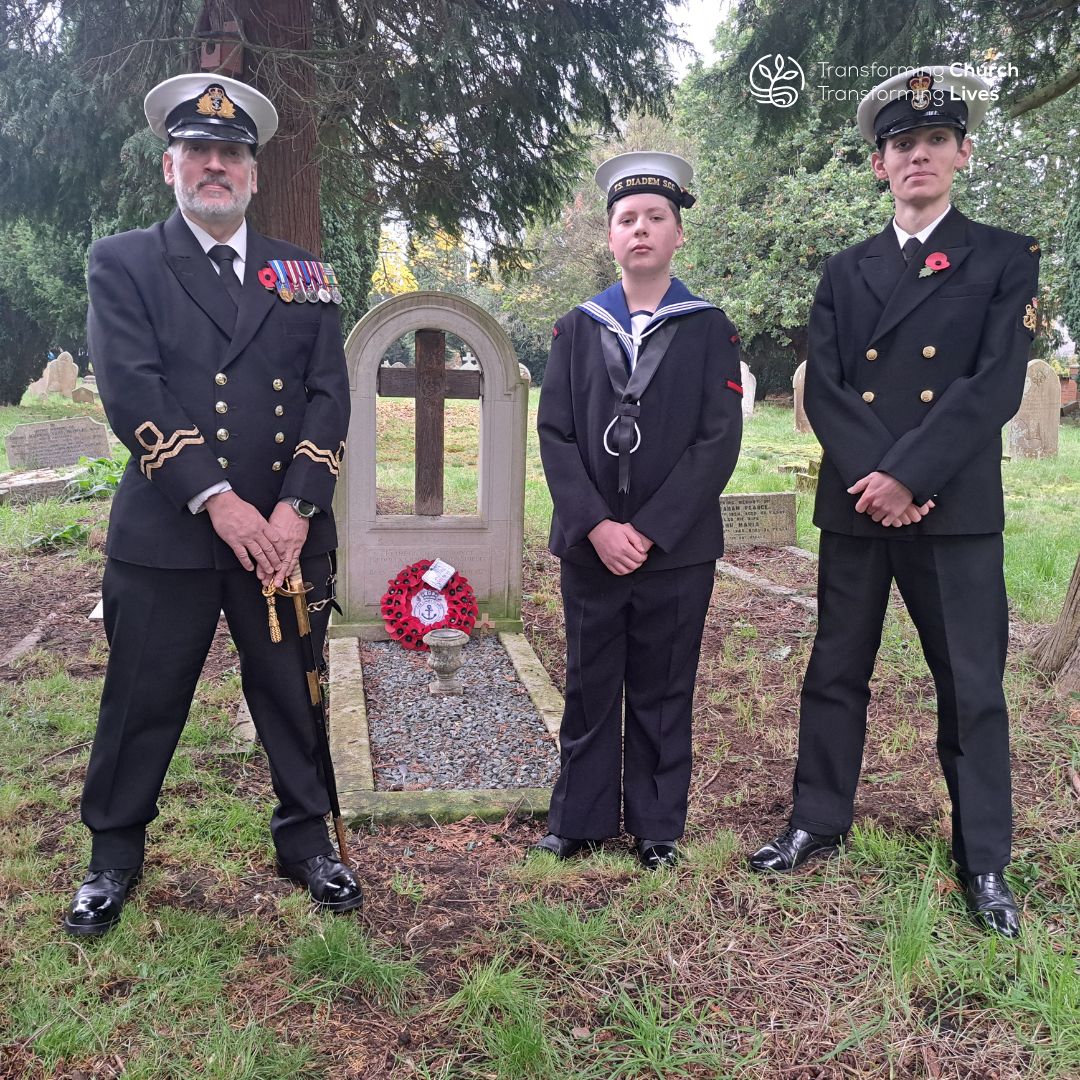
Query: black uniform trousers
82,553,336,871
791,530,1012,874
547,559,715,842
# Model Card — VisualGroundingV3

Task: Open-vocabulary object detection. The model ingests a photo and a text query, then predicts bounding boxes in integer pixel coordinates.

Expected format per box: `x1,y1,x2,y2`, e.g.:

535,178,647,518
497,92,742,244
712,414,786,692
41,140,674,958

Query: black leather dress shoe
63,866,142,937
277,854,363,912
748,825,844,872
635,838,680,870
961,872,1021,939
528,834,598,859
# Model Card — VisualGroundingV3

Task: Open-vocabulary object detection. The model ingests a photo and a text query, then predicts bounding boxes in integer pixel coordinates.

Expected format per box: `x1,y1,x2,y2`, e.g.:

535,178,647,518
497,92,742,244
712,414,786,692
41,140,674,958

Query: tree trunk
1031,553,1080,694
233,0,320,254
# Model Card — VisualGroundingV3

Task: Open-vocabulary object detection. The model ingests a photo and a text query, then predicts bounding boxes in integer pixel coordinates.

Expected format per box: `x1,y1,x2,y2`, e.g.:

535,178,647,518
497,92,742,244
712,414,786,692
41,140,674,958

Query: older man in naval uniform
748,65,1040,938
64,74,361,936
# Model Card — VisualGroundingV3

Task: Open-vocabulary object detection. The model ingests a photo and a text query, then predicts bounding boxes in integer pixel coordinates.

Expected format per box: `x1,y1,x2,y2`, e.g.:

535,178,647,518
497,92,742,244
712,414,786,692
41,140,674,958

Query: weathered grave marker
740,360,756,419
793,360,813,434
1007,358,1059,458
45,353,79,397
719,492,797,548
5,417,110,470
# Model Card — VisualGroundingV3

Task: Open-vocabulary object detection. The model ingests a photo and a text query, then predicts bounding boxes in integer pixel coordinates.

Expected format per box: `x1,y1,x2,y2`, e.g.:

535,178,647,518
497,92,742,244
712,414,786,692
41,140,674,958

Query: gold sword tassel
262,583,282,643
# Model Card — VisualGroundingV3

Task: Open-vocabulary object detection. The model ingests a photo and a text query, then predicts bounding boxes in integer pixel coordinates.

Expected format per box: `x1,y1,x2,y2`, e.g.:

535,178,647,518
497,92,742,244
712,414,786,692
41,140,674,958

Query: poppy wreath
380,559,478,651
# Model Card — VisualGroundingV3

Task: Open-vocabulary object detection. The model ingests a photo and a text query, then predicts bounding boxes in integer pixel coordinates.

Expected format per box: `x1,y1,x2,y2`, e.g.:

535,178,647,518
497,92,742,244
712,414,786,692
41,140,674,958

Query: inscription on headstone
71,386,99,405
793,360,813,434
5,417,110,469
719,492,797,549
740,360,756,419
1007,358,1059,459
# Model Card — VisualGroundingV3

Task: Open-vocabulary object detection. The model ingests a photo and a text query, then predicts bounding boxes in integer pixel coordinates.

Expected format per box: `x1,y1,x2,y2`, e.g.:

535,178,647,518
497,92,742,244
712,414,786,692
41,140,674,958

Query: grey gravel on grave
360,636,560,792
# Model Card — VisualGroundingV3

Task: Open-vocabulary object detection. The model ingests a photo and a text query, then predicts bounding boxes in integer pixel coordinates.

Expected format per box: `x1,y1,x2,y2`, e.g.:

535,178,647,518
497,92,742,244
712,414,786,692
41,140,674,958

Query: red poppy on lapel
918,252,951,278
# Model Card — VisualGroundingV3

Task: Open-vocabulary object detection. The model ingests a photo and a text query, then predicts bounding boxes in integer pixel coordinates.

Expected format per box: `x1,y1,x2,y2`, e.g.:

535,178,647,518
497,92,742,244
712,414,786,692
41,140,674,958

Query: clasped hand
588,519,654,575
848,471,934,527
205,491,309,587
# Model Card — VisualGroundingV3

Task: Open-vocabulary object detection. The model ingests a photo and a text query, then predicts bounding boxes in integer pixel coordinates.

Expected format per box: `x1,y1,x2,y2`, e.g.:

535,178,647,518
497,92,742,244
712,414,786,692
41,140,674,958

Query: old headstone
71,386,99,405
1007,358,1059,458
25,364,49,399
5,417,110,469
338,291,528,633
793,360,813,434
44,353,79,398
0,466,87,505
740,360,756,419
719,492,797,548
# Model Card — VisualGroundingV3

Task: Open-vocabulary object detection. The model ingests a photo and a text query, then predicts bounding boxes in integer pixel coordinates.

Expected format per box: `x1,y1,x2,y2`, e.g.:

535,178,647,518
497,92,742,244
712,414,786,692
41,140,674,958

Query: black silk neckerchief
599,320,679,495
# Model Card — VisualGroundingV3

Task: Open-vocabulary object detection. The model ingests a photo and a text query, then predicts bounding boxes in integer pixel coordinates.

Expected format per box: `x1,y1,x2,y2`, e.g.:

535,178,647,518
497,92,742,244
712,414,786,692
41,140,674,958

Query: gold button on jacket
922,346,936,358
865,348,878,361
272,378,284,391
216,428,229,441
214,373,227,386
217,457,228,469
215,401,228,414
862,390,875,403
920,390,934,403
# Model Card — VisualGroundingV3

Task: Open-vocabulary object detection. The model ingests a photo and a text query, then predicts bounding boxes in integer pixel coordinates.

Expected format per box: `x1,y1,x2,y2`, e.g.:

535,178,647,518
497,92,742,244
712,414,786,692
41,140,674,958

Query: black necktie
207,244,242,305
901,237,921,266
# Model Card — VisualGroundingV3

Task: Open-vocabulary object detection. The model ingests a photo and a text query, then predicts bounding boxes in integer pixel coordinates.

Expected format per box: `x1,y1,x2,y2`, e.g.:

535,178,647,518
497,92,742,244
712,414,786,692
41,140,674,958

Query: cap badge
196,85,237,120
908,71,934,111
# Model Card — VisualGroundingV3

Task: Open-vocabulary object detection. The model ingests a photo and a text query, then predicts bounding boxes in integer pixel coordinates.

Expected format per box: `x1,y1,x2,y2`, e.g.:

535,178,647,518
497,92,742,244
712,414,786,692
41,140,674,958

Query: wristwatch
286,498,318,519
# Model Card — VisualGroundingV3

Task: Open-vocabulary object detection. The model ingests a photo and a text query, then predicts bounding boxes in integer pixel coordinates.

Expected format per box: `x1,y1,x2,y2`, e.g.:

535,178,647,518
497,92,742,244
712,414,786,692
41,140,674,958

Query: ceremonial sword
262,571,351,867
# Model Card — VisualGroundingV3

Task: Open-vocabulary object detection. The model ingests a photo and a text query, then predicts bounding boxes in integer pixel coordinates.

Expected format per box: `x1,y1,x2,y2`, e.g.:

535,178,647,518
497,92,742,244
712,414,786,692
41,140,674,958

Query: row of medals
260,259,343,305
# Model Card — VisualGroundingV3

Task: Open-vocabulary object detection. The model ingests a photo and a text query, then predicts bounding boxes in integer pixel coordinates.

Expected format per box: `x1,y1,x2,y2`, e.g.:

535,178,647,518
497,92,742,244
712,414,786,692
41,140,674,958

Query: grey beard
175,180,251,222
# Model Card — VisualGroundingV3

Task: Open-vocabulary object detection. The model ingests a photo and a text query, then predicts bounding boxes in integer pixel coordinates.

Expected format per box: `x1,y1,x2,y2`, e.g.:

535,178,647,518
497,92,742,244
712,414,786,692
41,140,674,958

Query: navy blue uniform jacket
87,211,350,569
806,207,1039,537
538,305,743,570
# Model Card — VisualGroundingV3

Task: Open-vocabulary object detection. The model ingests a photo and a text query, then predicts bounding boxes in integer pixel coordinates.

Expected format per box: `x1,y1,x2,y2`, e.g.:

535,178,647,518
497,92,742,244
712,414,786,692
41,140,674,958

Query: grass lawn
1,393,1078,1079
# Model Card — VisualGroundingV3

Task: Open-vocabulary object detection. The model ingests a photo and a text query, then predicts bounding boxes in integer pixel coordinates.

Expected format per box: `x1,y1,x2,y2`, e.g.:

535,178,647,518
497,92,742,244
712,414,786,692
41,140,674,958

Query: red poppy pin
258,266,279,290
918,252,950,278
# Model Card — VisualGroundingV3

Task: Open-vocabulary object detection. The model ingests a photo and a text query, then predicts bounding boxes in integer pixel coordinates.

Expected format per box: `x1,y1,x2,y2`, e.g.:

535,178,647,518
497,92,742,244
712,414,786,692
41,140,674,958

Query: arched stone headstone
45,353,78,397
337,292,528,633
1007,358,1059,458
792,360,813,434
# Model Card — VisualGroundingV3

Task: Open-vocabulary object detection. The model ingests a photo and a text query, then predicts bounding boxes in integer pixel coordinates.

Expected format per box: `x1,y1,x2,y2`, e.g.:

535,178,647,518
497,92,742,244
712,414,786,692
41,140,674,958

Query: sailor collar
578,278,714,365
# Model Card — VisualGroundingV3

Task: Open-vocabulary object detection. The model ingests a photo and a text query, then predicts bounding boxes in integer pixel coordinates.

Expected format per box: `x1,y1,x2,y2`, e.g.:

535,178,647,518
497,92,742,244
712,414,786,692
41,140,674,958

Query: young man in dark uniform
748,67,1041,937
65,74,361,936
535,152,743,869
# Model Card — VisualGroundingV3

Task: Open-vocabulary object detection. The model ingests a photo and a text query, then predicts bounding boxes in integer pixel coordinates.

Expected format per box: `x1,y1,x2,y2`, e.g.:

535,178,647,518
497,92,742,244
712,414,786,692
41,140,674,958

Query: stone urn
423,628,470,695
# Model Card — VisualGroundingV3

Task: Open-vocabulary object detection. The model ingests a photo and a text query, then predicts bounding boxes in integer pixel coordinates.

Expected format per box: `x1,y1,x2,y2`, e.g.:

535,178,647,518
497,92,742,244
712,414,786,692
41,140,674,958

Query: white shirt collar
892,204,952,249
180,213,248,280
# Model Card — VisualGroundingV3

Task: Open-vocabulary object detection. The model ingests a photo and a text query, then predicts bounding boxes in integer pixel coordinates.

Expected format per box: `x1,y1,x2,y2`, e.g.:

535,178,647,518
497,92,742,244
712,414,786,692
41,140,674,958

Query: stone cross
376,330,482,514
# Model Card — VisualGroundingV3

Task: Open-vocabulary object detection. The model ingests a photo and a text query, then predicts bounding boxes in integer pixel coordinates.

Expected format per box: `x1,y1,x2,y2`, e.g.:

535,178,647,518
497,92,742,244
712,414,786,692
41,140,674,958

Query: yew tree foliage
0,0,678,243
1063,192,1080,347
0,0,678,399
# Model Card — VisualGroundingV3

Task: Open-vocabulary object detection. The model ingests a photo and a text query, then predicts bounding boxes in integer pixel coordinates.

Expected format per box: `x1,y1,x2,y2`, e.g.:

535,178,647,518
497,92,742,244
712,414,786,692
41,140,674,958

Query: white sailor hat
857,65,990,146
594,151,696,210
144,74,278,150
